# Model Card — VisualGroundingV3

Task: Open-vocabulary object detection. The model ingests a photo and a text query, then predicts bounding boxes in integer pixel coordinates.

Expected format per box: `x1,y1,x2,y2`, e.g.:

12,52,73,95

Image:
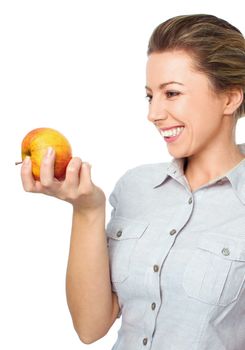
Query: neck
184,144,245,188
184,115,245,182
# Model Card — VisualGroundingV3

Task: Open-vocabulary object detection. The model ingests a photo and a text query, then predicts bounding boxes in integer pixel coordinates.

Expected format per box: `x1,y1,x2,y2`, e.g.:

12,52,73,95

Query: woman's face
145,50,230,159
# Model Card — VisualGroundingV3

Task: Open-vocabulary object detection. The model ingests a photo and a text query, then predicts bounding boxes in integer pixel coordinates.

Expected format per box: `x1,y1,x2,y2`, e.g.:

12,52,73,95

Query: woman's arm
20,149,120,344
66,207,120,344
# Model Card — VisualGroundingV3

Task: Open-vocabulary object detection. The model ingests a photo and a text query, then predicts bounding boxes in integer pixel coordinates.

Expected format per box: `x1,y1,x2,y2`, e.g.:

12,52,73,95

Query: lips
160,126,185,137
160,125,185,131
160,126,185,143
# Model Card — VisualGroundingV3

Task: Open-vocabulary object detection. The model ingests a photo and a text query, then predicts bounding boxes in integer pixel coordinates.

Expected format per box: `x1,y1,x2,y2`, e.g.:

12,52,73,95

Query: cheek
180,94,219,127
191,92,222,118
173,95,195,116
188,118,218,148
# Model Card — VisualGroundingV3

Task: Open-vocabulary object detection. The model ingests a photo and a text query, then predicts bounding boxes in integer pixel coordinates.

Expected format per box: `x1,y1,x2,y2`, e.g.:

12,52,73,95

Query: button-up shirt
106,143,245,350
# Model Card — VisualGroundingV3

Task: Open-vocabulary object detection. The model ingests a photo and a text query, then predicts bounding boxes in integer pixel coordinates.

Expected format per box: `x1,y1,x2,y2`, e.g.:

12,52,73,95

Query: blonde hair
147,14,245,119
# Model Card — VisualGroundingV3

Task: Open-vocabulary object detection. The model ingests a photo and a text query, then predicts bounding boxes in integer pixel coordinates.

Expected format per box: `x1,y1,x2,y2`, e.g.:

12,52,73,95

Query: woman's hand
20,147,106,213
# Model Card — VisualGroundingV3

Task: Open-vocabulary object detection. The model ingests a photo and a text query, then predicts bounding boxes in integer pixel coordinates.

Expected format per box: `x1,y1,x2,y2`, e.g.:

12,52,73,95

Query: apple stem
15,161,23,165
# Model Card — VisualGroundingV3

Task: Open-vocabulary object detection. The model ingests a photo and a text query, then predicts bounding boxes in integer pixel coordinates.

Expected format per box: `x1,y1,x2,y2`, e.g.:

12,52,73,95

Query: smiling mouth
160,126,185,138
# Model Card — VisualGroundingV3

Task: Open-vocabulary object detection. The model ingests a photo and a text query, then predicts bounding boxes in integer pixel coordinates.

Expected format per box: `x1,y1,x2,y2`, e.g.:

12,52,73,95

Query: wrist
72,205,105,221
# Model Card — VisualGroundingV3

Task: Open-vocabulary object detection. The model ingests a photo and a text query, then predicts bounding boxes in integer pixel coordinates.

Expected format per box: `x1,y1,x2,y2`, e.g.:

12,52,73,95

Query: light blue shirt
106,143,245,350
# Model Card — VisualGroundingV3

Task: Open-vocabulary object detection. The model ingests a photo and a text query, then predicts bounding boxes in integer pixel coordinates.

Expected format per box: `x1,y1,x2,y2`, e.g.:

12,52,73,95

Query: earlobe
223,87,244,115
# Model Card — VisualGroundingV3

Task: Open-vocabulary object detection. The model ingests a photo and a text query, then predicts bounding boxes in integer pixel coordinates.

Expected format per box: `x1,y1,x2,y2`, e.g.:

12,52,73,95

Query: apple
16,127,72,180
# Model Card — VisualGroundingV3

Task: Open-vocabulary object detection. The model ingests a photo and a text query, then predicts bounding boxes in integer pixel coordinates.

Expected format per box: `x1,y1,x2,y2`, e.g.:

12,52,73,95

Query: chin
168,148,187,159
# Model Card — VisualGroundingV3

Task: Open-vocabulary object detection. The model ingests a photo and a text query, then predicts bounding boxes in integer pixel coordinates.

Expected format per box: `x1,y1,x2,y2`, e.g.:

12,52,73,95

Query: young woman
21,14,245,350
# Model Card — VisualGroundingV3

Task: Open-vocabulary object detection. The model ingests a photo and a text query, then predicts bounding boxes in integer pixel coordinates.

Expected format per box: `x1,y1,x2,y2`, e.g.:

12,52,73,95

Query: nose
147,98,168,123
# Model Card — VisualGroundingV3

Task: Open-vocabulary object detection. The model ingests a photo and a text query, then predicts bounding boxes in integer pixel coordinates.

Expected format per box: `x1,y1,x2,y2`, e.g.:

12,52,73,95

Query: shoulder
118,162,170,188
108,162,170,210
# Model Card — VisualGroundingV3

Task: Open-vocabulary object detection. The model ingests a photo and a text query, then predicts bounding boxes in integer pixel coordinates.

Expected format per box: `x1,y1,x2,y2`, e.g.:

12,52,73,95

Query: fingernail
46,147,53,157
24,156,31,165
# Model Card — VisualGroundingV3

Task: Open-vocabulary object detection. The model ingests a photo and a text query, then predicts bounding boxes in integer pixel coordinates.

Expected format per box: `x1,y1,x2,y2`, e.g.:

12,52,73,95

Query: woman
21,14,245,350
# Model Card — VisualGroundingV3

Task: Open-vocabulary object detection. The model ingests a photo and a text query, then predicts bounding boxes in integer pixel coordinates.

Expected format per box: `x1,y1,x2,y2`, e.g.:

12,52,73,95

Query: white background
1,0,244,349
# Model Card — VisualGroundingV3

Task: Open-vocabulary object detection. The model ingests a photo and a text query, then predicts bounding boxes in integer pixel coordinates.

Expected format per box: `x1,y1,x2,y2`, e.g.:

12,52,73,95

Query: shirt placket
140,190,194,349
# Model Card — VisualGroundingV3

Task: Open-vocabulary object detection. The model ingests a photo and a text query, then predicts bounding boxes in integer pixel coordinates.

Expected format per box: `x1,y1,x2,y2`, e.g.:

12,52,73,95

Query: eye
165,91,180,98
145,94,152,103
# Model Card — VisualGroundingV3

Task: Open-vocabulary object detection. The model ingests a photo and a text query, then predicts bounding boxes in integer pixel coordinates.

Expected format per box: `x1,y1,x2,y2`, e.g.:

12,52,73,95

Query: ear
223,87,244,115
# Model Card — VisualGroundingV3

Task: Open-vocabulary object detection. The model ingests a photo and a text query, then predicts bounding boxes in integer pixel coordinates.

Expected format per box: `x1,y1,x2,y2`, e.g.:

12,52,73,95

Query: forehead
146,50,210,89
147,49,195,65
146,51,195,76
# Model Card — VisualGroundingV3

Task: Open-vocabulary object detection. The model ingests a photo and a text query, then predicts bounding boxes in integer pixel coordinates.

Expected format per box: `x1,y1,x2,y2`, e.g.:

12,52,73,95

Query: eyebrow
145,81,184,91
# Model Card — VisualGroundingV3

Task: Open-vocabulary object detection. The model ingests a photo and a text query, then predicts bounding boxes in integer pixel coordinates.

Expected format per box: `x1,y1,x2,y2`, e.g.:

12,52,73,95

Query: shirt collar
153,143,245,205
153,157,186,189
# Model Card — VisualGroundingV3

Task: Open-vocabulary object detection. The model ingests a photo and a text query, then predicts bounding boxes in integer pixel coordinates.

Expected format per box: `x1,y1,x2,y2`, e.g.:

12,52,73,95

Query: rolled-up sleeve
106,173,127,318
106,175,123,246
106,169,132,242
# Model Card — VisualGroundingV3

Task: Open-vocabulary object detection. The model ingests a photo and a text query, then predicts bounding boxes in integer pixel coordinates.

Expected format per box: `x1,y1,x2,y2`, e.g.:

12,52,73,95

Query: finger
64,157,82,188
39,147,55,187
21,156,36,192
78,162,93,193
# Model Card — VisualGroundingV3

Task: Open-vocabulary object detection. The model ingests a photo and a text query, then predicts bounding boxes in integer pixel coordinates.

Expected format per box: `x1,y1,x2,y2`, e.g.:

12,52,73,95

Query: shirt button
169,229,177,236
188,197,193,204
151,302,156,310
116,230,122,238
222,247,230,256
153,265,159,272
143,338,148,345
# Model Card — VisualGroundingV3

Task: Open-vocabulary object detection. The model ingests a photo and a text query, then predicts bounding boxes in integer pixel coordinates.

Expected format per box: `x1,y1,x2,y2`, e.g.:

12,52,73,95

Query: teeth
161,126,184,138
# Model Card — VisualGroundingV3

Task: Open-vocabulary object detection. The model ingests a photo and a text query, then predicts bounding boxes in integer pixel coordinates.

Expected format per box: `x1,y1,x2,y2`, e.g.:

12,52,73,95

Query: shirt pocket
106,216,149,284
182,235,245,306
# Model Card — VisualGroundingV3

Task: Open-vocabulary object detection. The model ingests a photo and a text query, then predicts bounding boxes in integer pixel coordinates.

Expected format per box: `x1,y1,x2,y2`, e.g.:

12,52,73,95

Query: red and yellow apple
16,127,72,180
